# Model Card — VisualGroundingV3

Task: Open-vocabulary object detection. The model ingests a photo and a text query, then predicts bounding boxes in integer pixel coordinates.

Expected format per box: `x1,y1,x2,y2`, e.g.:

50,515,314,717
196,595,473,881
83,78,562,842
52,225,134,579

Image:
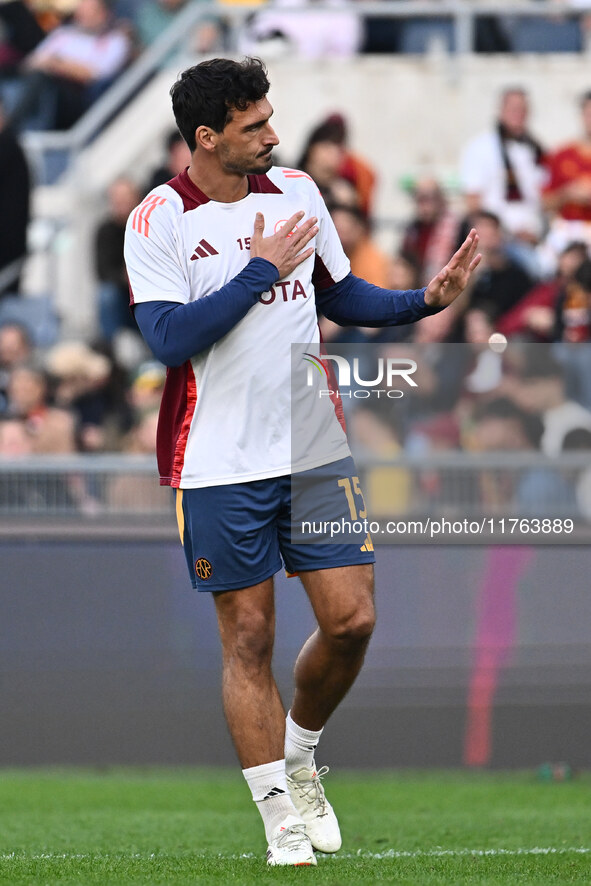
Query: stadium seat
510,17,582,53
0,294,59,347
399,18,456,54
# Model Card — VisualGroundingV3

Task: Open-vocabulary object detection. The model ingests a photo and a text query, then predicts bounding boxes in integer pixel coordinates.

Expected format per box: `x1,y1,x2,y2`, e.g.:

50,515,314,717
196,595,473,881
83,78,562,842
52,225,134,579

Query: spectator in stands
46,340,130,451
0,99,30,296
127,359,166,416
330,203,390,287
348,401,410,517
463,211,533,326
0,320,32,413
0,1,44,91
555,256,591,343
0,414,33,455
468,397,574,515
94,176,141,342
297,113,376,216
108,408,165,511
500,349,591,456
0,415,41,508
460,88,546,270
542,90,591,259
10,0,131,131
0,320,31,367
497,241,588,342
6,363,75,452
144,129,191,194
563,425,591,522
552,259,591,409
239,0,362,62
318,202,392,343
27,0,79,33
388,250,421,292
401,177,461,286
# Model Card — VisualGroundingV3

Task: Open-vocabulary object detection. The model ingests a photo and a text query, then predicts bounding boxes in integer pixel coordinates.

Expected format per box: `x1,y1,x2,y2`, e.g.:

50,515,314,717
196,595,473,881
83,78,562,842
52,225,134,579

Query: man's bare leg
283,563,375,853
213,577,284,767
291,563,375,731
213,577,315,862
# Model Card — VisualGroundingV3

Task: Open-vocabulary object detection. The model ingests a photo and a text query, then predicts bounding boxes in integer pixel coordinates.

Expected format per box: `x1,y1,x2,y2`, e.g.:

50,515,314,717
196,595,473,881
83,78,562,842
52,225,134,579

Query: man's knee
324,603,376,647
222,608,275,670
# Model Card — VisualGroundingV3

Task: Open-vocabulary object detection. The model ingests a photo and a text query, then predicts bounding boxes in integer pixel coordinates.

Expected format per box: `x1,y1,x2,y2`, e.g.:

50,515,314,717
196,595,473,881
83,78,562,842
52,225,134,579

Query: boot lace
287,766,330,816
276,821,309,852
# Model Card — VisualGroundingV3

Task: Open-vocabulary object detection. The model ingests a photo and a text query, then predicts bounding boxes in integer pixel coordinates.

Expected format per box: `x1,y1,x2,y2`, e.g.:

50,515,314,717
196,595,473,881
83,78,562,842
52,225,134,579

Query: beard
220,144,274,175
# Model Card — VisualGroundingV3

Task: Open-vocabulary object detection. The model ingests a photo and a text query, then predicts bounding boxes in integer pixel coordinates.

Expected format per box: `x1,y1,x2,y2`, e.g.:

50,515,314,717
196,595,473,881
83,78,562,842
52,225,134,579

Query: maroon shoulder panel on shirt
312,254,336,291
165,169,282,208
248,173,283,194
165,169,211,212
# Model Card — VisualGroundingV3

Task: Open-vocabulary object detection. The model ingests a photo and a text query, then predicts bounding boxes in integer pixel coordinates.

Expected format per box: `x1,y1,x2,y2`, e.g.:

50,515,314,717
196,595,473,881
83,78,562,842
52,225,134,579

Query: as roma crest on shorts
195,557,212,580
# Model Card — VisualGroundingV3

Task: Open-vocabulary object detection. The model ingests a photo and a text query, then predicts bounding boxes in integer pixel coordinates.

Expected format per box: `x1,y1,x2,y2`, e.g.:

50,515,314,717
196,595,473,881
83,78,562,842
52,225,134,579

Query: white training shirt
124,166,351,488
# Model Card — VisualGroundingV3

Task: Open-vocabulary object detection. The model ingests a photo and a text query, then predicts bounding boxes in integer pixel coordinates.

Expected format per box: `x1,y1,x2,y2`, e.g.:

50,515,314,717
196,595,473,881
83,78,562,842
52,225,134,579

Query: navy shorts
175,456,375,592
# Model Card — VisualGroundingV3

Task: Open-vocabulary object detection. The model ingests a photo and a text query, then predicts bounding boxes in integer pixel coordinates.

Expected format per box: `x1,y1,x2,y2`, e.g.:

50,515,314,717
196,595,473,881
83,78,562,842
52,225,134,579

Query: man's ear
195,125,218,153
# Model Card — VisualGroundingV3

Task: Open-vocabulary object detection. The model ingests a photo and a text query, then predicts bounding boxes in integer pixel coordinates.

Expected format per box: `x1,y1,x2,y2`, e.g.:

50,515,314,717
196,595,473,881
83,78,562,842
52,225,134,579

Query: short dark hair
170,57,270,152
474,397,544,449
473,209,502,228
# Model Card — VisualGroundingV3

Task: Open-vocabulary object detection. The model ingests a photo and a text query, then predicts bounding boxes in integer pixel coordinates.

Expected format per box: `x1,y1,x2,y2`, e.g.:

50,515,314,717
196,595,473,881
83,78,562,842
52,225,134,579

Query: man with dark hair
145,130,191,193
465,210,532,324
124,56,480,866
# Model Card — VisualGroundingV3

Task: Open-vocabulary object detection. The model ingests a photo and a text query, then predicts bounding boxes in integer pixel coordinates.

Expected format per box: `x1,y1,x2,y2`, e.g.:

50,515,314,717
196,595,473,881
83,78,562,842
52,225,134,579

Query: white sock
242,758,299,842
285,710,324,775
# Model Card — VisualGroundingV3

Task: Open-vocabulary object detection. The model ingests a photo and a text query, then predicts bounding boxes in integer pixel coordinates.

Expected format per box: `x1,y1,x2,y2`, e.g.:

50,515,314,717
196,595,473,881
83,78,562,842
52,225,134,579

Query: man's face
214,97,279,176
75,0,108,31
413,181,444,224
474,216,503,253
331,208,364,256
499,91,528,137
473,417,528,452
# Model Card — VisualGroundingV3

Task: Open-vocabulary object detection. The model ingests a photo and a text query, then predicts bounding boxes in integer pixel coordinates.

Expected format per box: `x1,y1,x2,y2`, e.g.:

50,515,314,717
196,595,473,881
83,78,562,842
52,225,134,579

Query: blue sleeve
314,272,442,327
133,257,279,367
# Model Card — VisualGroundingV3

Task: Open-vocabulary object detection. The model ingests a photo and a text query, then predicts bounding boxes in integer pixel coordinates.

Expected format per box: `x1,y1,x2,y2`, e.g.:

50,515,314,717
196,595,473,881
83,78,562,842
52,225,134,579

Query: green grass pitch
0,768,590,884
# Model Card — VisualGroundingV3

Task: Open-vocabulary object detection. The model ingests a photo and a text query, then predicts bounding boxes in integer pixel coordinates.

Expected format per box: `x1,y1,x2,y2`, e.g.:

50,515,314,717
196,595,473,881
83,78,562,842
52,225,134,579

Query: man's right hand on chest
250,211,318,279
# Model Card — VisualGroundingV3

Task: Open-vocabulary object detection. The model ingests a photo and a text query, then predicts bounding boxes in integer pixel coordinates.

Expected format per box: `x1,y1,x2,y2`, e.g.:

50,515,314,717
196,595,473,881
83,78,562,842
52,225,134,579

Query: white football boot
266,814,317,866
286,765,342,853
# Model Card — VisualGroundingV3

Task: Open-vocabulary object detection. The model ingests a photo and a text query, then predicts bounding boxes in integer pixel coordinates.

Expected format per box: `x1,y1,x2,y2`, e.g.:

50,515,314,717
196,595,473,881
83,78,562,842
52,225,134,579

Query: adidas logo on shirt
190,239,219,260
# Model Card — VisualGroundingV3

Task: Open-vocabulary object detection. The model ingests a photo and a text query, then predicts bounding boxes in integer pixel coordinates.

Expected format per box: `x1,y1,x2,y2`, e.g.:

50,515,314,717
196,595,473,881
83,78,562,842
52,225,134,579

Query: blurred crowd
2,1,591,503
1,0,590,135
345,340,591,520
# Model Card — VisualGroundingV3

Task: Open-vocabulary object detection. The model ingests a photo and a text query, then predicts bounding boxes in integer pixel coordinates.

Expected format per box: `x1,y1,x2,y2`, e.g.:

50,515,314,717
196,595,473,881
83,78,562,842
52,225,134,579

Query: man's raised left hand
424,228,481,309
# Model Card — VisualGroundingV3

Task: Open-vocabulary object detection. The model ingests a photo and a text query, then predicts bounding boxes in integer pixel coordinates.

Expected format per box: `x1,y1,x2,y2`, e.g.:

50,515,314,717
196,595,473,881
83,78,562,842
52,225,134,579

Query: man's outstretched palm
424,228,481,309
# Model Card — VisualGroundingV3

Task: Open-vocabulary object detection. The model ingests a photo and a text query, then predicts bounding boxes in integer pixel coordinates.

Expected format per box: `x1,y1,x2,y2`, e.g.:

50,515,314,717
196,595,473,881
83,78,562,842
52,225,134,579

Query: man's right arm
125,202,318,366
134,257,278,367
125,196,280,367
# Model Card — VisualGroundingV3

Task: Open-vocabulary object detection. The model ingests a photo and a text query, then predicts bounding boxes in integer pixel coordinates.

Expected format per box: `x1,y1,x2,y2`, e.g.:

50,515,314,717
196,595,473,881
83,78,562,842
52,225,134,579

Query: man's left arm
316,229,481,327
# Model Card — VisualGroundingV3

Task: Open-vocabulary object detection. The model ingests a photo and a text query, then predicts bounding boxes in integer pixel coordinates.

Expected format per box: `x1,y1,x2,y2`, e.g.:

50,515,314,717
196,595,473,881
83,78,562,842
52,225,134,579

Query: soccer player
124,57,480,866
